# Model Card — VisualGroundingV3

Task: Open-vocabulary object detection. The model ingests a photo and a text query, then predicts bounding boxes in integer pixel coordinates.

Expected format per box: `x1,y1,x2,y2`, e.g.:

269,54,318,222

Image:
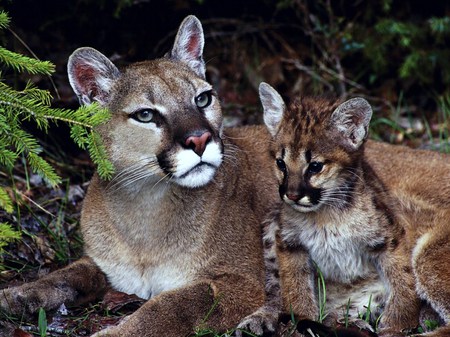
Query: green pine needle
0,11,11,29
0,47,55,75
0,187,14,213
0,9,114,220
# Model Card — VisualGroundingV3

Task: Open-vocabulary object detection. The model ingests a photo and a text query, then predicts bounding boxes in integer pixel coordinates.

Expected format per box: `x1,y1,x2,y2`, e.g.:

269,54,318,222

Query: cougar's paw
0,284,44,315
1,280,76,316
234,306,279,337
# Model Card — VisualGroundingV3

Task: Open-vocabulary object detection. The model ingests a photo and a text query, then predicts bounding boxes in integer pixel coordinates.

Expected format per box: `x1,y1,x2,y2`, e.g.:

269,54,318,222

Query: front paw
0,285,38,315
234,306,279,337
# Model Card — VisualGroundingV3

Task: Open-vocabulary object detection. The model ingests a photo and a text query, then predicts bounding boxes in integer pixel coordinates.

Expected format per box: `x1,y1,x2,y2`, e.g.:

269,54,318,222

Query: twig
7,27,60,99
281,58,334,91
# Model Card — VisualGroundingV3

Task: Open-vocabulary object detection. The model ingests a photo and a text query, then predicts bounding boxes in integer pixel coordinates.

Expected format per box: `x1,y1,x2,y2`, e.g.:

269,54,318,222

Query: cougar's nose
185,131,212,156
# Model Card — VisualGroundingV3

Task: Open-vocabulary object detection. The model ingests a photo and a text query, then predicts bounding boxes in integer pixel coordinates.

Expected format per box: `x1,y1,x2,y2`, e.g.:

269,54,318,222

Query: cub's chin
283,197,322,213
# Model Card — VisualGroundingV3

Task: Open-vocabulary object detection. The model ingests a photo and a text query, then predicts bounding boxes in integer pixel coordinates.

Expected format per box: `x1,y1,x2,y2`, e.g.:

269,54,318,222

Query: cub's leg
92,273,265,337
413,215,450,337
377,241,421,336
237,223,318,337
0,256,107,315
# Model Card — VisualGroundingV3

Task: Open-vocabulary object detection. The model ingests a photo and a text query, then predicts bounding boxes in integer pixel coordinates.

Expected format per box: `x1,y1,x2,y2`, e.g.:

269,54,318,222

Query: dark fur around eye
276,158,286,171
308,162,323,174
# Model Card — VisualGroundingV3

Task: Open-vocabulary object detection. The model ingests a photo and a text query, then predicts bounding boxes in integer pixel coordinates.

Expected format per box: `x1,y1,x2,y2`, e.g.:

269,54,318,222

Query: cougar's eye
195,91,212,108
308,161,323,174
276,158,286,172
132,109,154,123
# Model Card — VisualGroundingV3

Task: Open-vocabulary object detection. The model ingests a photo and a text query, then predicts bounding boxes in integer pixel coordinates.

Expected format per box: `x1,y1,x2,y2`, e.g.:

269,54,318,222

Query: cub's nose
286,193,300,202
185,131,212,156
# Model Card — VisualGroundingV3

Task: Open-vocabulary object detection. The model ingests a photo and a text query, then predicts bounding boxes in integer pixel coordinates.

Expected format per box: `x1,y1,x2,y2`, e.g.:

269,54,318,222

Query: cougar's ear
167,15,206,79
330,97,372,150
68,47,120,106
259,82,286,137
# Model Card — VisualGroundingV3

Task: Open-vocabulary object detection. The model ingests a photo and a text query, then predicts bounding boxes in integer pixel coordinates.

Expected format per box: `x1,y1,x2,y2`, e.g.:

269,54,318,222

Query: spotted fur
242,82,450,337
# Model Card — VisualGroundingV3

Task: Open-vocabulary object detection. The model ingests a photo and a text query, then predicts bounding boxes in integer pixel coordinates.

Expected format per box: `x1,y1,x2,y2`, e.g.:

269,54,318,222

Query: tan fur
248,83,450,337
0,17,279,337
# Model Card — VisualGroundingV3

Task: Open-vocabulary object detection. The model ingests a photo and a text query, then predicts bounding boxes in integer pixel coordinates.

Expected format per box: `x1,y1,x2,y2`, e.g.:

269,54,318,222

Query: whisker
150,172,171,191
107,159,160,192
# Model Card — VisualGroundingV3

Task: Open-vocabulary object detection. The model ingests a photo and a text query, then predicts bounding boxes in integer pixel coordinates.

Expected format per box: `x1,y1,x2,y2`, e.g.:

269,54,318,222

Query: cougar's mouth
171,141,223,188
178,162,216,179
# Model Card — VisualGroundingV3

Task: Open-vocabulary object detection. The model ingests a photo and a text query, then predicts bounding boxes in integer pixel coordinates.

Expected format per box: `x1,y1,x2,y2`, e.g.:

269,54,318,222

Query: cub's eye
308,162,323,174
131,109,154,123
276,158,286,172
195,91,212,108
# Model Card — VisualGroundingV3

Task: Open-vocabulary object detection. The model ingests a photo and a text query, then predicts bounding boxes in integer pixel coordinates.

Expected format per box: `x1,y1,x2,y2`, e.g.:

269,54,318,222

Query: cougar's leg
91,273,265,337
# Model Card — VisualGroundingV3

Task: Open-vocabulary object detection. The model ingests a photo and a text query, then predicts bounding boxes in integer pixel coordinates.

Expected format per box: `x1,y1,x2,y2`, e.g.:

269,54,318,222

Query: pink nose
286,194,300,201
185,132,212,156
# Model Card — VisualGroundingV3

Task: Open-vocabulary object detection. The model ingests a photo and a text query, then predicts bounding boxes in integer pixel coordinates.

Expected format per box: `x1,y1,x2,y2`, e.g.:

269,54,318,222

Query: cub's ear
330,97,372,150
68,47,120,106
167,15,205,79
259,82,286,137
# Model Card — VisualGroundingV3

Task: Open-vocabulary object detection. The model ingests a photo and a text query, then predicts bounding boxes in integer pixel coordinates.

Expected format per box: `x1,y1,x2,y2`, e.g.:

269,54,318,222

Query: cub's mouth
282,192,322,213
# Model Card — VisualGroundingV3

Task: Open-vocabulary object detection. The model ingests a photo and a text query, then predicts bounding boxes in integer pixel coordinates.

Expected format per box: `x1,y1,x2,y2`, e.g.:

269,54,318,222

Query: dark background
2,0,449,139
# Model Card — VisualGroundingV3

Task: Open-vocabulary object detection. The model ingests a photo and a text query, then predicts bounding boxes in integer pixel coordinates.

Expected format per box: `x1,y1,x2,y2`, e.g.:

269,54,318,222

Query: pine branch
0,11,10,29
0,47,55,75
27,152,61,187
0,9,114,218
0,187,13,213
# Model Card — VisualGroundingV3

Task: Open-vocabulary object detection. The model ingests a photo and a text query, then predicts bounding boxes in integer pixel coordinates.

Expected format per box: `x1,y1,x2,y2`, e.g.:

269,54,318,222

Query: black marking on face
305,149,312,163
308,186,322,205
279,183,287,200
157,151,173,175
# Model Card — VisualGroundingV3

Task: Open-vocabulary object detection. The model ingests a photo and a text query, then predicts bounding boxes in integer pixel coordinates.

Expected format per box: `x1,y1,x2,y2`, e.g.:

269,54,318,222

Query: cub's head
67,16,223,190
259,83,372,213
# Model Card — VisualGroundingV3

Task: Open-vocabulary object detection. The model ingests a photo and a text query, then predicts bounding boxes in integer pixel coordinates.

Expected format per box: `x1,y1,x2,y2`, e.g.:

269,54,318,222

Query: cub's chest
282,213,383,283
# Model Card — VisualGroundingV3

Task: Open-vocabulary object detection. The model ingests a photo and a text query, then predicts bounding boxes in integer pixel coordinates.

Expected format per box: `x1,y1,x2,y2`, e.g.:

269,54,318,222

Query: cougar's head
67,16,223,190
259,82,372,213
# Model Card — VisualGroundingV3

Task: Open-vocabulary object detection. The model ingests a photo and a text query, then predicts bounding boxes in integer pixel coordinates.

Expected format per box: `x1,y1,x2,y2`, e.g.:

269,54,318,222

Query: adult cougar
0,16,279,336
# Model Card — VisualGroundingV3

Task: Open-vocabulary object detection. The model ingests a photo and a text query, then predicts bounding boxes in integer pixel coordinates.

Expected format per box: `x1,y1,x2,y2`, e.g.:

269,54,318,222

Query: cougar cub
239,83,450,337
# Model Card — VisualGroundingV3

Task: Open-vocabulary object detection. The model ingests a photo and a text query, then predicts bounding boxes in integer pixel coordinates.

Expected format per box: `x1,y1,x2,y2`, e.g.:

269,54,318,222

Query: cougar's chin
173,142,223,188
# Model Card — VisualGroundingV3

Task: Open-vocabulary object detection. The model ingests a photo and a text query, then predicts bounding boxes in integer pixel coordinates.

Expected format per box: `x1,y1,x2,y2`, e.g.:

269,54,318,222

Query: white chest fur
83,183,204,300
96,254,193,299
282,208,382,283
